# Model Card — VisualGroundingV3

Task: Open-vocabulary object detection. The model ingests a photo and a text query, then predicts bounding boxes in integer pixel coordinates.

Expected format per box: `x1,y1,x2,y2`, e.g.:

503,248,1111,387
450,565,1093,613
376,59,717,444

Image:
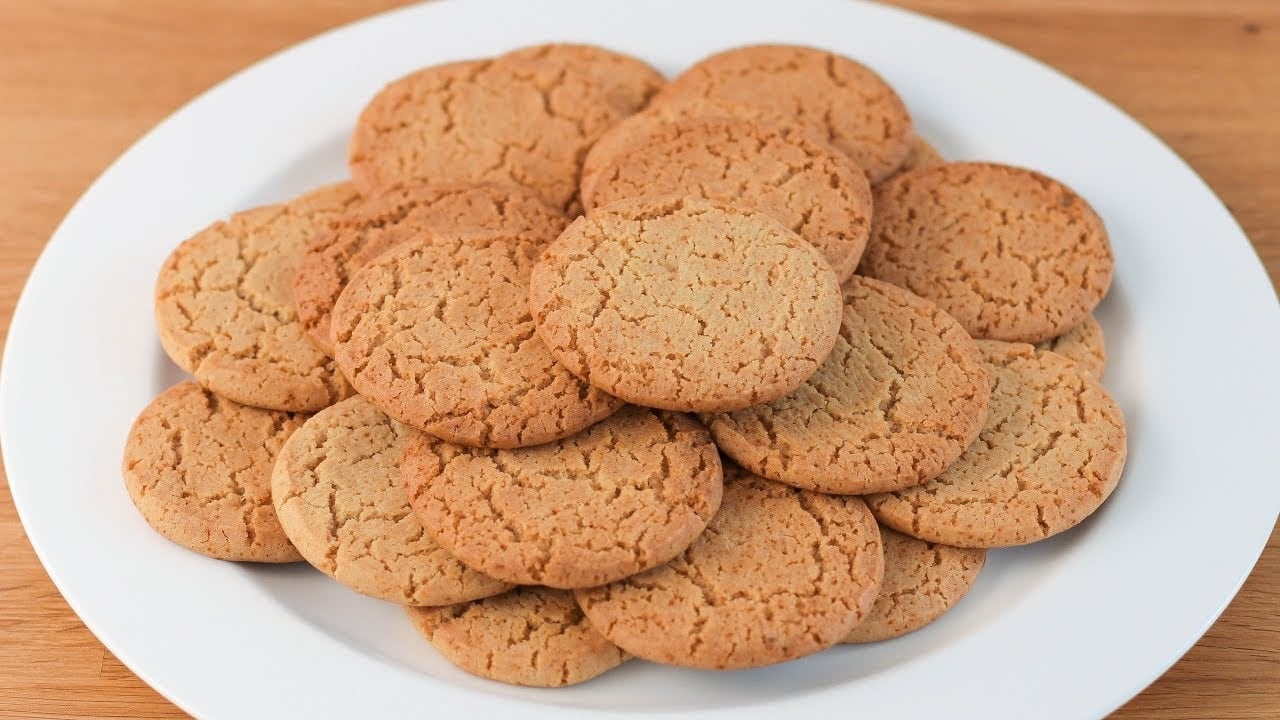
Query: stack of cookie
123,43,1126,687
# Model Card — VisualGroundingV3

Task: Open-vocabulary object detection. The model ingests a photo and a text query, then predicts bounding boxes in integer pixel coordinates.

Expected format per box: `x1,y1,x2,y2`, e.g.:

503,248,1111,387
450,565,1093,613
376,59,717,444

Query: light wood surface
0,1,1276,717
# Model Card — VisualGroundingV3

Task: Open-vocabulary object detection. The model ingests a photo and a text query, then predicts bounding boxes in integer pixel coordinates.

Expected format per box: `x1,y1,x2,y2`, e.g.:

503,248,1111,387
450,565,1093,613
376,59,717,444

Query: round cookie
496,43,664,114
878,134,945,184
155,182,359,412
655,44,912,182
331,231,621,448
400,406,723,589
122,382,305,562
272,396,510,605
860,162,1114,343
574,465,884,670
349,46,662,215
708,276,989,494
294,182,567,356
1035,314,1106,380
529,197,844,412
406,586,627,687
843,527,986,643
585,117,873,280
865,341,1127,548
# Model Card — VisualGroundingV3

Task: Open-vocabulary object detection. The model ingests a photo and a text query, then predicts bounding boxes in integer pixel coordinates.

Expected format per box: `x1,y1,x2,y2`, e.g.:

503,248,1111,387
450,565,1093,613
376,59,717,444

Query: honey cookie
878,134,945,184
529,197,843,412
155,182,359,412
407,586,626,687
332,231,621,448
866,341,1127,548
496,43,664,114
574,465,883,670
708,276,989,494
122,382,305,562
401,406,723,589
585,117,873,279
860,162,1113,343
294,182,567,356
272,396,510,605
1035,314,1106,380
843,527,985,643
349,46,662,215
655,44,912,182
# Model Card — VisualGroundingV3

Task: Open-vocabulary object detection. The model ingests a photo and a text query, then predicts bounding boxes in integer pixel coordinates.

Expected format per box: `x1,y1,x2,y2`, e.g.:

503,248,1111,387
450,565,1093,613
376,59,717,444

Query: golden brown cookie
1035,314,1106,380
655,44,912,182
122,382,305,562
155,183,359,412
585,117,873,279
866,341,1127,548
401,406,723,589
843,527,985,643
294,182,567,356
496,43,664,114
574,465,883,670
708,276,989,494
860,162,1114,343
272,396,510,605
529,197,843,412
407,586,626,687
878,134,945,184
349,45,663,215
331,231,621,448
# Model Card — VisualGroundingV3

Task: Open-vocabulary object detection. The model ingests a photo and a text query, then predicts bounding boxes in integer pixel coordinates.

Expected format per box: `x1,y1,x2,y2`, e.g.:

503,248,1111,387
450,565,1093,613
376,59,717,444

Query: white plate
4,0,1279,717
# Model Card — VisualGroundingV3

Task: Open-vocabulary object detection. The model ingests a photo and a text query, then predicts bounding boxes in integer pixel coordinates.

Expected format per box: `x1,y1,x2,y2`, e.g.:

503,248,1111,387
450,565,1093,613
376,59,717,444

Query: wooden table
0,1,1276,717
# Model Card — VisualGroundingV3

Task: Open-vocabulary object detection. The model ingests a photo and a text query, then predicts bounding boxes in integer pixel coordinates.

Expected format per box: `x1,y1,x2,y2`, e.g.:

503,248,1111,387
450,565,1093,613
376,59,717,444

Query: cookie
708,276,989,494
331,231,621,448
842,527,985,643
349,45,663,215
878,134,945,183
406,586,626,687
155,182,359,412
585,117,873,280
1035,314,1106,380
122,382,305,562
574,465,883,670
866,341,1127,548
529,197,843,412
496,43,664,114
400,406,723,588
655,44,912,182
860,162,1114,343
294,182,567,356
271,396,510,605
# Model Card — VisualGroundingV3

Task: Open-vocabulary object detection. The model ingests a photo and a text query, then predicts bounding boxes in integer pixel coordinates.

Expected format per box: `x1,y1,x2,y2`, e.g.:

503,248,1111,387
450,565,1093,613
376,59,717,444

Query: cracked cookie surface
585,117,873,280
294,182,566,356
878,134,944,184
860,162,1113,343
654,44,912,182
574,465,883,669
348,45,663,215
529,197,843,412
1035,313,1106,380
708,276,989,494
843,527,985,643
155,182,359,412
332,231,622,448
122,382,306,562
401,406,723,588
271,396,510,605
866,341,1127,548
406,586,626,687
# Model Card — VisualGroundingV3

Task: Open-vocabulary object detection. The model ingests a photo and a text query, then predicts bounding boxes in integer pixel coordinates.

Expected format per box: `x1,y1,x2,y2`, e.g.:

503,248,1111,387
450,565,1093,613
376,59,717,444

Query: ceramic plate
4,0,1278,717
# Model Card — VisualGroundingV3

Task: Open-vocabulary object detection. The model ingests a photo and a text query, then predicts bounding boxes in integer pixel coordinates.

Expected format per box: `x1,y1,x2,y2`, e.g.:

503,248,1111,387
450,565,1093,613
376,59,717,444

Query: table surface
0,0,1276,717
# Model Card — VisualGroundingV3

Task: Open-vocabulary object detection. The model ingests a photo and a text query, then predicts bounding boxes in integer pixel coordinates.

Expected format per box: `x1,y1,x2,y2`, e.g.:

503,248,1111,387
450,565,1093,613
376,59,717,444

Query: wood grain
0,1,1276,717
